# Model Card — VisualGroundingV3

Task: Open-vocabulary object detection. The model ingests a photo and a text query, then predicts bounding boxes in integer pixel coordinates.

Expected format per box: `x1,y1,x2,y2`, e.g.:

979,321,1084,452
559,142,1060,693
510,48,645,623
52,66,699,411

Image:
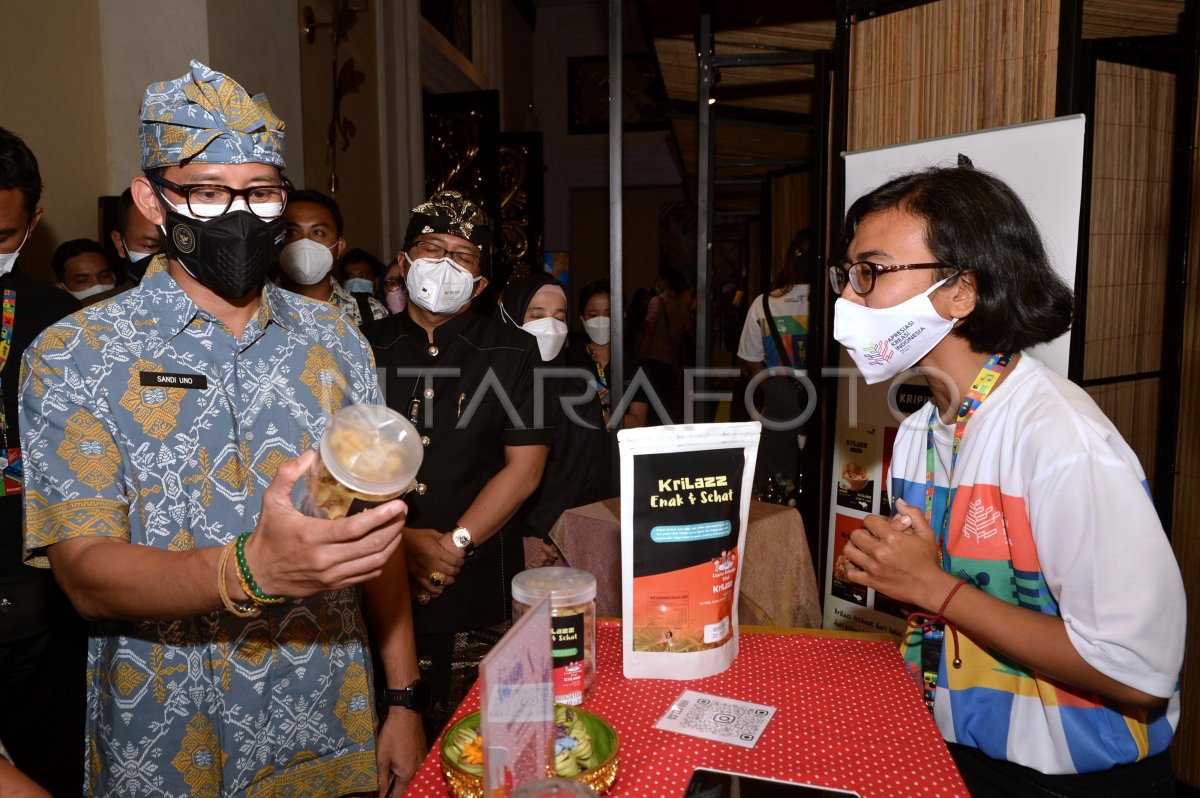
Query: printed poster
835,425,876,513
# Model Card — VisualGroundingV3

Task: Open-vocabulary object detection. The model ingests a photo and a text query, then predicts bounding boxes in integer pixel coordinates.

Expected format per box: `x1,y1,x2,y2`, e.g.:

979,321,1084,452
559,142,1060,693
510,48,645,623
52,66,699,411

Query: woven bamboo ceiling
633,0,1186,233
636,0,837,233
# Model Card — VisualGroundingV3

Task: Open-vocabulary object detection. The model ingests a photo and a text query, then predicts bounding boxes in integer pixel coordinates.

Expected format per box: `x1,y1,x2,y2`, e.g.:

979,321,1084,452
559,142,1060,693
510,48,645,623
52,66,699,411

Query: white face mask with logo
0,227,32,277
522,316,569,361
404,253,480,315
832,278,957,384
279,238,335,286
582,315,611,345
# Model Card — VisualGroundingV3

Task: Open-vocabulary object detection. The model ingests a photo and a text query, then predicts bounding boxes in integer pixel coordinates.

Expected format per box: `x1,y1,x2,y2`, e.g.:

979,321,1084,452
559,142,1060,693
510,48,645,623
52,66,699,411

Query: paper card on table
655,689,776,749
480,594,555,797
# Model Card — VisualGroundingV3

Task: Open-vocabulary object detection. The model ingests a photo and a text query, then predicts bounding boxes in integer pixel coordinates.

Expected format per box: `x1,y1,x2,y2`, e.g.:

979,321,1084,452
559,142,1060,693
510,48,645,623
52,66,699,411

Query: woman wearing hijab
498,275,611,564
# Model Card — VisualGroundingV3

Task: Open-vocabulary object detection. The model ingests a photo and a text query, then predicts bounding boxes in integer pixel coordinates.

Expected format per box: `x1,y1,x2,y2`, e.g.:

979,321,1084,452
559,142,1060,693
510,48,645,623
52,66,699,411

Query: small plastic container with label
297,403,423,519
511,567,597,706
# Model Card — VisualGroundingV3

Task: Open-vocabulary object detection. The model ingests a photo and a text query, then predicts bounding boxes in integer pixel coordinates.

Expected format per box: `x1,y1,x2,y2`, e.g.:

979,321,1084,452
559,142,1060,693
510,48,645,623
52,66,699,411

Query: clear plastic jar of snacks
512,567,597,706
297,403,423,519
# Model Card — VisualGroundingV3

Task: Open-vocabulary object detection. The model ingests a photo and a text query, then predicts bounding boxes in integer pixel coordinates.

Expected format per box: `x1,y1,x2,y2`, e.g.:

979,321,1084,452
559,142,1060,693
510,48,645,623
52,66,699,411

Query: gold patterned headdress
139,60,285,170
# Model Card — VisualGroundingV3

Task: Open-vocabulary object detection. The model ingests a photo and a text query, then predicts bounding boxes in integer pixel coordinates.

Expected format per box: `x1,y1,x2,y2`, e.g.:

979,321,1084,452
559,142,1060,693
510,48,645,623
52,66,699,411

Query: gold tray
440,706,619,797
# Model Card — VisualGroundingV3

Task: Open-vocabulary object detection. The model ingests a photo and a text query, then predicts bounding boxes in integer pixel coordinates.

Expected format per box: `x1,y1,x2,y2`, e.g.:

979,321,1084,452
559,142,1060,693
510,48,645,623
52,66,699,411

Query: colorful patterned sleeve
18,323,130,567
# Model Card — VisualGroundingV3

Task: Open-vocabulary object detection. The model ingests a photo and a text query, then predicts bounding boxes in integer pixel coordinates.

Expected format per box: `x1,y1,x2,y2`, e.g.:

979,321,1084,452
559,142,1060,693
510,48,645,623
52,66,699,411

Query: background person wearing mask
109,187,165,285
499,274,609,567
362,191,551,741
340,246,386,297
51,238,118,305
278,188,388,325
569,276,649,431
380,257,407,314
0,126,84,798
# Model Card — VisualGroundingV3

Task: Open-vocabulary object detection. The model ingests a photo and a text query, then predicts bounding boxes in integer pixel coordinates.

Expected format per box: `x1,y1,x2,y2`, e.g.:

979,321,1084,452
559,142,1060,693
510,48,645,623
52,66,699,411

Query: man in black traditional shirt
362,191,550,739
0,126,84,796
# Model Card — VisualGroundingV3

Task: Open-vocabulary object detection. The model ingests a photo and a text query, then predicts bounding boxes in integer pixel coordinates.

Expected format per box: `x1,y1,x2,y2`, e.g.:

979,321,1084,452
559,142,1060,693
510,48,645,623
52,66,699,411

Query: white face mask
121,237,156,263
278,237,336,284
67,283,113,302
582,315,611,345
522,316,569,361
279,238,335,286
832,278,957,385
0,227,32,277
404,253,480,315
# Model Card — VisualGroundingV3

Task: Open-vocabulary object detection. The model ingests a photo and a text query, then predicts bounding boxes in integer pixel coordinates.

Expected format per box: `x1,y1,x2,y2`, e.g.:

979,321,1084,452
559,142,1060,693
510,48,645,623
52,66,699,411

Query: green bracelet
235,532,285,605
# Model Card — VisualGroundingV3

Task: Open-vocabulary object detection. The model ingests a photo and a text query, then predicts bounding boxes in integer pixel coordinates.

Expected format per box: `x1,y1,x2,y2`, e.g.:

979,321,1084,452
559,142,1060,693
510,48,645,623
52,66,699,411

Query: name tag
139,371,208,390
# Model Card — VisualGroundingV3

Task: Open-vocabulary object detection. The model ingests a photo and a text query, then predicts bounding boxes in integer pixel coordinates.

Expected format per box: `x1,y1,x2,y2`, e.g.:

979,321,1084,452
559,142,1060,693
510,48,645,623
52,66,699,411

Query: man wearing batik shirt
19,61,424,796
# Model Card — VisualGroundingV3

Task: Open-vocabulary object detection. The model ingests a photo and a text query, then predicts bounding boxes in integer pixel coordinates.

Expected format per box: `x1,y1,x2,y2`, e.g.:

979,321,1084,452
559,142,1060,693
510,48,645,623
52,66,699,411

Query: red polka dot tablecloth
404,621,968,797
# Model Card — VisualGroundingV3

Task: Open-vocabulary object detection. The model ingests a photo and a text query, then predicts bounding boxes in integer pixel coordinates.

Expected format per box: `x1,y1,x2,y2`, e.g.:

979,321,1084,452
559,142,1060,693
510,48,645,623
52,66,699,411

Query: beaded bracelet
235,532,285,606
217,539,259,618
906,577,968,668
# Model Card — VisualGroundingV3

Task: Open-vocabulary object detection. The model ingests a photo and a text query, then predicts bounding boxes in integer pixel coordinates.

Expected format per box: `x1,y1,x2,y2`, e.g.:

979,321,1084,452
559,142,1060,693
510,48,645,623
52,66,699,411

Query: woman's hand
842,499,953,611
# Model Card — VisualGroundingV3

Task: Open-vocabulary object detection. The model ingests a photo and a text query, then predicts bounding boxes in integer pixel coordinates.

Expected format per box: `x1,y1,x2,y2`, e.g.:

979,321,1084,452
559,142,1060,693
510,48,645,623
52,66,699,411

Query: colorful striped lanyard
0,289,15,436
0,289,14,372
587,344,610,407
924,352,1012,566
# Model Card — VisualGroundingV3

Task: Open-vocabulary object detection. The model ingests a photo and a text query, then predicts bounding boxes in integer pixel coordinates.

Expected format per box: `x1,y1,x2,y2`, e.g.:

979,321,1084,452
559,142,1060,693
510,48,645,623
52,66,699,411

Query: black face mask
161,206,286,300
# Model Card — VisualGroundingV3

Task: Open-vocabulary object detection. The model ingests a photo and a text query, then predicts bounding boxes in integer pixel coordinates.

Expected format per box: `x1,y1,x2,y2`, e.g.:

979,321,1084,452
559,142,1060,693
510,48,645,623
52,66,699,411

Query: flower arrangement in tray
440,704,619,797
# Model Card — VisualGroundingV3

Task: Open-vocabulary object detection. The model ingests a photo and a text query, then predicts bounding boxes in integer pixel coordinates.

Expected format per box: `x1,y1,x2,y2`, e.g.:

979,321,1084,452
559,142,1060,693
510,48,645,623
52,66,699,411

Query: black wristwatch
382,678,432,713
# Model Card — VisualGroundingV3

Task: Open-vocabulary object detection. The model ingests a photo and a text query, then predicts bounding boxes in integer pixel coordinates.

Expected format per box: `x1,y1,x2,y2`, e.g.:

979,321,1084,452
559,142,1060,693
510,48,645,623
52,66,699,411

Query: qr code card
654,690,777,749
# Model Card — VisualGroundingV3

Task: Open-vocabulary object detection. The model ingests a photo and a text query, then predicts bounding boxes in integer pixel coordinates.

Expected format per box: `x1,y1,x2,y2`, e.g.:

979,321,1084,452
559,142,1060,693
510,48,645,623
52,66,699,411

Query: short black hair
659,266,685,294
578,276,610,314
0,127,42,216
52,238,108,282
340,247,385,280
287,188,343,237
838,165,1073,353
115,188,136,233
772,228,814,292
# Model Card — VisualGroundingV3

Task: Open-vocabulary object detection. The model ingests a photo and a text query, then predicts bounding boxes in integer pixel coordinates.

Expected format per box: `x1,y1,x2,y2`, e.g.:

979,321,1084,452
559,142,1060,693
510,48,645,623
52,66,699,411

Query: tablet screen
684,769,863,797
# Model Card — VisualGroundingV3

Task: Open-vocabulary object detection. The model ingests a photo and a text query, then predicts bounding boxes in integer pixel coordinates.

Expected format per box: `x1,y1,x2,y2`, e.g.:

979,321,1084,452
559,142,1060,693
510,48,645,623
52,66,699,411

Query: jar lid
511,567,596,607
319,403,424,496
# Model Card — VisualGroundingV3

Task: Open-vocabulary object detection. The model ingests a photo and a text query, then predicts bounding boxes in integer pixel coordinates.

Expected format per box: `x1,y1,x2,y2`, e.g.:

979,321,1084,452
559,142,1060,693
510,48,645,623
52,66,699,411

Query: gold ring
416,591,431,605
429,571,446,587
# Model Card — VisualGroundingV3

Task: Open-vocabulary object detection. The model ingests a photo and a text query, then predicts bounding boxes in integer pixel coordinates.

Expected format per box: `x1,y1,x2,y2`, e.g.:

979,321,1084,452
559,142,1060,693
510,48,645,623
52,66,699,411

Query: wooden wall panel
1169,76,1200,790
847,0,1060,151
1084,378,1161,487
1083,62,1175,383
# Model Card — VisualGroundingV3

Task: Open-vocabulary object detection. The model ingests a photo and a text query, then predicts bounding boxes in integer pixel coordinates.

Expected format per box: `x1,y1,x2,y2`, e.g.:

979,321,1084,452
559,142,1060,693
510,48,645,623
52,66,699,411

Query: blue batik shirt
19,256,382,797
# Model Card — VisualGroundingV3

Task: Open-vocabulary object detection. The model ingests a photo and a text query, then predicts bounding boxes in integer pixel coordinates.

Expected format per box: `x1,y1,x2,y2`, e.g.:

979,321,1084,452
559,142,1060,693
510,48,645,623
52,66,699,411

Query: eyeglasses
409,239,481,270
151,174,290,220
384,277,404,291
828,259,960,296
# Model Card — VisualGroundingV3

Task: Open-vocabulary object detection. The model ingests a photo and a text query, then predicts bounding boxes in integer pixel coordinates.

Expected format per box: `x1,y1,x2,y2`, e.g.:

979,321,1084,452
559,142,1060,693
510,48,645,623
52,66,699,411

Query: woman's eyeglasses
828,260,960,296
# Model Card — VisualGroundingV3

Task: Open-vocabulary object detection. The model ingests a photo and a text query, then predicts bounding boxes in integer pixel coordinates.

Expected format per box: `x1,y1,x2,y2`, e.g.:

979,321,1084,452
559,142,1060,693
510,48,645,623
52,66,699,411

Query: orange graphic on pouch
632,549,737,652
